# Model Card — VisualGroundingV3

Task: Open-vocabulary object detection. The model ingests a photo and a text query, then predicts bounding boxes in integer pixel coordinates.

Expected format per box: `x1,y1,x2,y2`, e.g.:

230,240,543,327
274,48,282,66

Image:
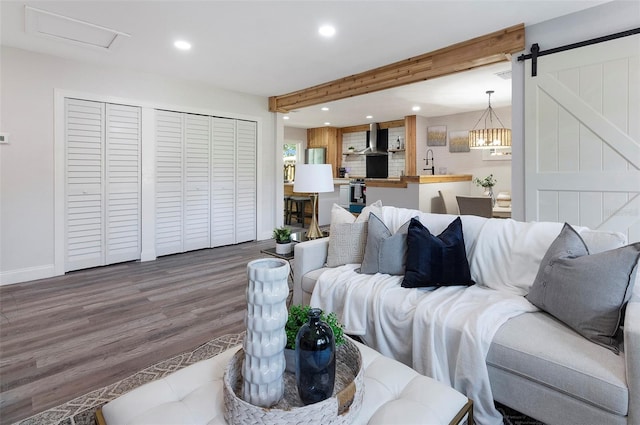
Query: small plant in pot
284,304,345,372
272,226,292,255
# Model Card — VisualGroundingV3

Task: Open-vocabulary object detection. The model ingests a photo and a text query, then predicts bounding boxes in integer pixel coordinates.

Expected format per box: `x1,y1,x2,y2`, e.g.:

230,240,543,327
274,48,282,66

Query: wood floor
0,239,275,425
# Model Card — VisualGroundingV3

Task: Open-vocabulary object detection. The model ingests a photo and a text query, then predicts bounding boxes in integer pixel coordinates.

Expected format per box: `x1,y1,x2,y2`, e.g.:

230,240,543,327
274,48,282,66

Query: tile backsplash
341,127,406,177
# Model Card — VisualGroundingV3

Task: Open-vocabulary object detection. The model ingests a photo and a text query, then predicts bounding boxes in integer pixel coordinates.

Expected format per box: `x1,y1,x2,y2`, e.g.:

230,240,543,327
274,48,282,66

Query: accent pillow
526,223,640,353
402,217,474,288
326,201,382,267
359,213,412,275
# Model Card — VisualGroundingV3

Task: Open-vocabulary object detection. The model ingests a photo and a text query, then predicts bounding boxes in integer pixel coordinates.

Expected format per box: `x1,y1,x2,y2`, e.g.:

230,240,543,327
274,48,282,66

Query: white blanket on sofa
310,270,537,425
412,285,538,425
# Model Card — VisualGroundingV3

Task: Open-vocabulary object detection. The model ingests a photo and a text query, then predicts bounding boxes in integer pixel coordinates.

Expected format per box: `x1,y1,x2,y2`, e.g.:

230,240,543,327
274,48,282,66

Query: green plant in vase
473,174,497,205
272,226,292,255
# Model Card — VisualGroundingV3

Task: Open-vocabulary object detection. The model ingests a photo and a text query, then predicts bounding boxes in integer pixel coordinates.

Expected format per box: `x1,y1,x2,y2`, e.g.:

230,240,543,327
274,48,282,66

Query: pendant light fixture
468,90,511,149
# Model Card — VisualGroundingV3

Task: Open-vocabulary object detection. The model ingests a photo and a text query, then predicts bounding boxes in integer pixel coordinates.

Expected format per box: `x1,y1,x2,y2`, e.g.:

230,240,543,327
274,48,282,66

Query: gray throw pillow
359,213,411,275
526,223,640,353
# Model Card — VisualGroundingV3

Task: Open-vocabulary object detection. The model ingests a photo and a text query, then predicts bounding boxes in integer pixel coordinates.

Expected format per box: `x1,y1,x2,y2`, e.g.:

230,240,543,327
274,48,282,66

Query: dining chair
438,190,460,215
456,195,493,218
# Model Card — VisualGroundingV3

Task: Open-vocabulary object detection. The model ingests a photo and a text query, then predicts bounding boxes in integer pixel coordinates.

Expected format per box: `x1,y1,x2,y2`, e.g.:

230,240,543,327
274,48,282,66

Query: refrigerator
304,148,326,164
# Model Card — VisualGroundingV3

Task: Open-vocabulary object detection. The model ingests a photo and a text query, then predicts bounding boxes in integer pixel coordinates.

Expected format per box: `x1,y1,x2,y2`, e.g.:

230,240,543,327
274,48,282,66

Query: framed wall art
427,125,447,146
449,131,470,153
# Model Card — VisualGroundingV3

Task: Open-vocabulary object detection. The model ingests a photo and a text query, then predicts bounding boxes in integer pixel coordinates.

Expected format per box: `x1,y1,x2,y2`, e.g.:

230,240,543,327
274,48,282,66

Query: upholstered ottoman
98,338,472,425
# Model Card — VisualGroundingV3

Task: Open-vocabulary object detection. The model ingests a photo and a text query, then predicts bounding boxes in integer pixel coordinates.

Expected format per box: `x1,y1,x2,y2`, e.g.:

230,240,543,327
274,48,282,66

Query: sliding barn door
524,34,640,242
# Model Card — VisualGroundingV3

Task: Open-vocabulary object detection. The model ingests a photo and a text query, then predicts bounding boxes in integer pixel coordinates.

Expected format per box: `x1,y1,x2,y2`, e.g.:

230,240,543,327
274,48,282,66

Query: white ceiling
1,0,611,128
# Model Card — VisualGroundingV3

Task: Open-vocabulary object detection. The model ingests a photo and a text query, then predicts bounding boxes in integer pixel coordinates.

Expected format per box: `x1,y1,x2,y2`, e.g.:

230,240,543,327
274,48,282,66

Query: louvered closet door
184,114,211,251
105,104,141,264
211,117,237,247
235,120,257,243
65,99,105,271
155,110,184,256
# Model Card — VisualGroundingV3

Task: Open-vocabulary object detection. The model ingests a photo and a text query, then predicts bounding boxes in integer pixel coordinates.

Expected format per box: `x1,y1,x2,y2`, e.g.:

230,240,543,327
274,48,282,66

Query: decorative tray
223,339,363,424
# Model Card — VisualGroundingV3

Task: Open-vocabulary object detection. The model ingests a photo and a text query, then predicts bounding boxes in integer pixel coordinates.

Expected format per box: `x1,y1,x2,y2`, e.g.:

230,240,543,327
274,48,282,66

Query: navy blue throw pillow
401,217,474,288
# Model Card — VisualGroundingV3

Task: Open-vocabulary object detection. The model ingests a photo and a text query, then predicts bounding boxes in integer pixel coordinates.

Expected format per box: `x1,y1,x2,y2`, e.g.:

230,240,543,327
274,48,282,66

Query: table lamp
293,164,334,239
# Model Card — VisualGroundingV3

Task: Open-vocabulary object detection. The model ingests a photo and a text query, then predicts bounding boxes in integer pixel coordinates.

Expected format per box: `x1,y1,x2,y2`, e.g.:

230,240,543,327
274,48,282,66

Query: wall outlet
0,133,9,144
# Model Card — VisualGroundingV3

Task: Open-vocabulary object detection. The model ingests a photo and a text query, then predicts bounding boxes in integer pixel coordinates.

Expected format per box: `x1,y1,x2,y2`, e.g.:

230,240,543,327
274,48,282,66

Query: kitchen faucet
424,149,435,175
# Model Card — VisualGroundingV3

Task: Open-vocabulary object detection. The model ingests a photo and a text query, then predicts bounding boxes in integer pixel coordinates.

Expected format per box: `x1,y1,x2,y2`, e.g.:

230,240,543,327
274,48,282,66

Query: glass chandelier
468,90,512,149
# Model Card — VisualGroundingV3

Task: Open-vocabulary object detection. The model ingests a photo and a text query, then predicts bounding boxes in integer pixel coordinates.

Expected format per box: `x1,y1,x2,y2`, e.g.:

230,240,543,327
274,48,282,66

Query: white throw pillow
326,200,382,267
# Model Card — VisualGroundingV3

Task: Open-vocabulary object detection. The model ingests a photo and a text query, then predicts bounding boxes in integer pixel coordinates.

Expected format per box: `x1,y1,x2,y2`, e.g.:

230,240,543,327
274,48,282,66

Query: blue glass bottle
295,308,336,405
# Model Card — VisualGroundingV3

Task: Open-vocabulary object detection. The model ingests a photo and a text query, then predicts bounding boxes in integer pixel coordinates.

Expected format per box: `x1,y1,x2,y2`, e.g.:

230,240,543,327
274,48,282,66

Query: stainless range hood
359,123,387,156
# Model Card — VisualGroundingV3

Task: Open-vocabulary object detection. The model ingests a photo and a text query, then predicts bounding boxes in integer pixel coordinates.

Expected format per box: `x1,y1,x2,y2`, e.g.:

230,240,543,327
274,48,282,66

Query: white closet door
235,120,257,243
524,34,640,242
105,104,141,264
65,99,105,271
155,110,184,256
184,114,211,251
211,117,236,247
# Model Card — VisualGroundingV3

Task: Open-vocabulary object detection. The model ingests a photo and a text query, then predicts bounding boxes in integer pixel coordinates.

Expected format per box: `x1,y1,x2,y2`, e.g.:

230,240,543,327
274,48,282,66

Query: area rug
13,333,245,425
14,332,543,425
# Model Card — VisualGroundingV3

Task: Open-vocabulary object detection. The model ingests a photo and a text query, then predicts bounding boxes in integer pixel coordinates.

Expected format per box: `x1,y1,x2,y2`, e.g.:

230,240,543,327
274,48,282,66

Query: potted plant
284,304,345,372
473,174,497,204
273,226,292,255
347,146,356,153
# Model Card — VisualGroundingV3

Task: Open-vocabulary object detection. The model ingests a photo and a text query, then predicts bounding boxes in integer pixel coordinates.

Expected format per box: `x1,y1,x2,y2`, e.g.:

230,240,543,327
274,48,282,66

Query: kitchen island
365,174,472,213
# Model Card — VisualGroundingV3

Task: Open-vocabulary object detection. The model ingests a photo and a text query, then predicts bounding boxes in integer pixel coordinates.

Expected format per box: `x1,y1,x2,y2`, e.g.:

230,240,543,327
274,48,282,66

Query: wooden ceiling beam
269,24,524,113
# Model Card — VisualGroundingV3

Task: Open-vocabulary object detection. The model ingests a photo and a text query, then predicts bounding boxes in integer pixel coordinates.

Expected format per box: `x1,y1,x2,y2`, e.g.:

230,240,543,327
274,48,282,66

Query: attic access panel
25,6,130,50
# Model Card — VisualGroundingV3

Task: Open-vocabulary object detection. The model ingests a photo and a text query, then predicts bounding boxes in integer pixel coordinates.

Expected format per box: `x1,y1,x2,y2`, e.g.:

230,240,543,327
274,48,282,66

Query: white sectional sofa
293,205,640,425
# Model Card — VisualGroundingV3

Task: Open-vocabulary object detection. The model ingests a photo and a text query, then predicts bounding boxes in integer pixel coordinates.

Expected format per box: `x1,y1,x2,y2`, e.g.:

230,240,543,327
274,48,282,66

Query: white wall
416,106,513,196
284,127,307,145
511,0,640,220
0,46,277,284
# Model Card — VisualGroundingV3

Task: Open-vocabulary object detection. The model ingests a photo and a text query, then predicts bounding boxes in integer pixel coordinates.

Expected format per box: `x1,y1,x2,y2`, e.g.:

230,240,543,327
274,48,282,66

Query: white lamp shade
294,164,334,193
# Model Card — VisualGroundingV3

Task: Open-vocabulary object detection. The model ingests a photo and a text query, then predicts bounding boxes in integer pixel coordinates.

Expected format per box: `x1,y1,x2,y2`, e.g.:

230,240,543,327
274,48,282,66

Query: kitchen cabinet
307,127,340,177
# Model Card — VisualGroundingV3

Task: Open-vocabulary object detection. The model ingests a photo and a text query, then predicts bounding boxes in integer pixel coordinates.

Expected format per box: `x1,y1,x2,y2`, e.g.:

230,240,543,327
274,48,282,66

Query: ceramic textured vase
242,258,290,407
295,308,336,405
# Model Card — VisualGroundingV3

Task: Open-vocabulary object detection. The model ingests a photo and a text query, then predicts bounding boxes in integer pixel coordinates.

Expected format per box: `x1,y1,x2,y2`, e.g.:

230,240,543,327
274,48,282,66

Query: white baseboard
0,264,57,286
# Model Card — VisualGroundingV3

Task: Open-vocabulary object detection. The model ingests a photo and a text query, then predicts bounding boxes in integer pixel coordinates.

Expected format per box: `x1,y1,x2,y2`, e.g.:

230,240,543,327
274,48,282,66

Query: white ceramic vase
242,258,290,407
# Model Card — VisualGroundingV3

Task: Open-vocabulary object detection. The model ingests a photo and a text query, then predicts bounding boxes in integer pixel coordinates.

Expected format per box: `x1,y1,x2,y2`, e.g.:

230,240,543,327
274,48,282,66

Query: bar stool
289,196,310,227
284,196,292,224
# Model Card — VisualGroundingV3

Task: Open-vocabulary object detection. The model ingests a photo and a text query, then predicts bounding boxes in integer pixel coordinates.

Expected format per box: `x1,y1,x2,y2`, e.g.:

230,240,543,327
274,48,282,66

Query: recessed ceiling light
318,25,336,38
174,40,191,50
412,106,421,111
324,122,331,126
321,107,329,111
366,115,373,119
283,116,290,120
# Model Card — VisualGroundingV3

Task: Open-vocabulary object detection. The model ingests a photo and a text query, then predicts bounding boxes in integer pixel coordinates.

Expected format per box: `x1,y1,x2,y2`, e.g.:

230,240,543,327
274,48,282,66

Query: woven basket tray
223,339,363,424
